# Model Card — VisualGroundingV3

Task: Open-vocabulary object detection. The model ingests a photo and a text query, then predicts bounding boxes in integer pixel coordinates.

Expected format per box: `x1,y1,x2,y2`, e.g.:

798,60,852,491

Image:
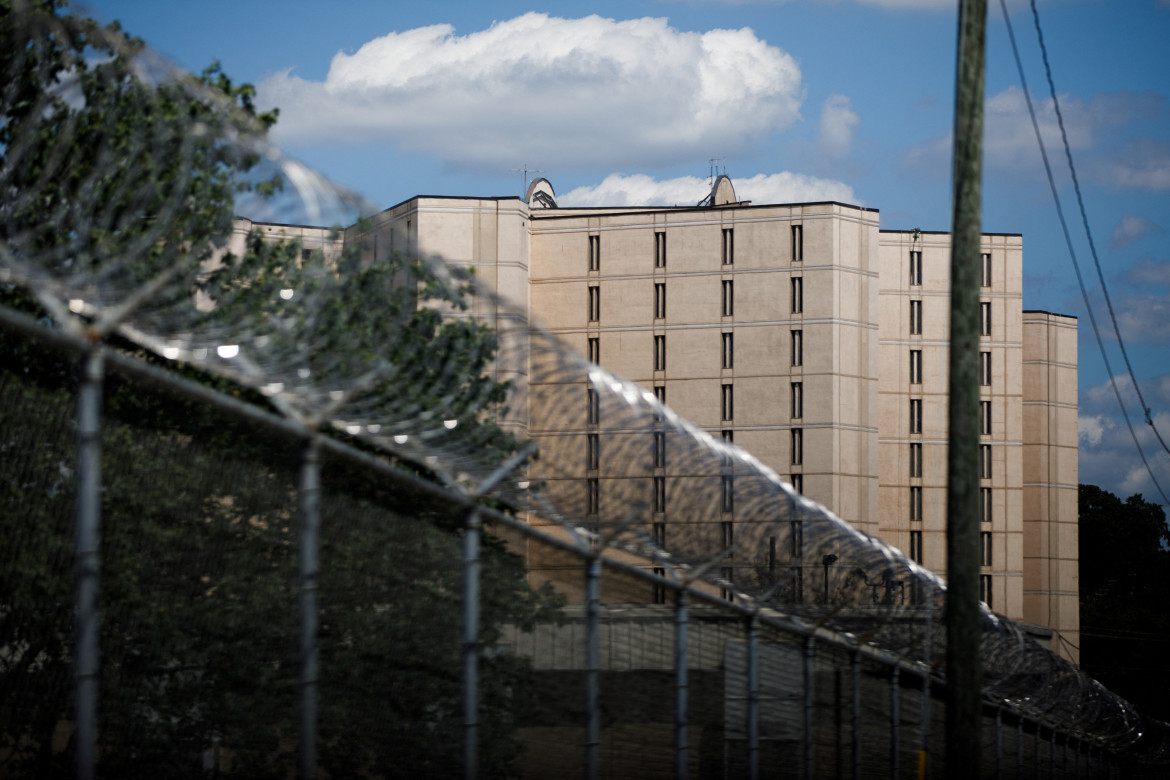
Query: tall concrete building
248,176,1079,663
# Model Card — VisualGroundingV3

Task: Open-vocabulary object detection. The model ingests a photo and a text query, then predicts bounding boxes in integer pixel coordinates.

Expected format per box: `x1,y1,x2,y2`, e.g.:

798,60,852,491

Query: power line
997,0,1170,507
1027,1,1170,463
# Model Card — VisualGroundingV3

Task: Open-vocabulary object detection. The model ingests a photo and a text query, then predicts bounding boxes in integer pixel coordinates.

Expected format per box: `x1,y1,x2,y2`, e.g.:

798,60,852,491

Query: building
245,176,1079,663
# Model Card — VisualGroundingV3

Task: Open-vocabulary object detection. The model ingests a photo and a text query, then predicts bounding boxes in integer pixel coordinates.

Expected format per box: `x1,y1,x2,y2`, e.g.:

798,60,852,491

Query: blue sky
80,0,1170,508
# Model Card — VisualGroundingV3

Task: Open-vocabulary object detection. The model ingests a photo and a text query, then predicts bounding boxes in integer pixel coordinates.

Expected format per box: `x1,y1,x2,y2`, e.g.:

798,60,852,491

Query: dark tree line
1079,483,1170,724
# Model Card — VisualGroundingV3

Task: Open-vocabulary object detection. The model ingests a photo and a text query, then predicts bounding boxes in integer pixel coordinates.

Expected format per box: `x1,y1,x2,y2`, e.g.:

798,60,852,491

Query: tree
0,2,558,776
1078,484,1170,723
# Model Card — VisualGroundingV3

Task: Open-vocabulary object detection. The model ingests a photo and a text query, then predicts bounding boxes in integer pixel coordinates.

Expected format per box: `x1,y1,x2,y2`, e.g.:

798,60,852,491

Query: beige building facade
248,176,1079,663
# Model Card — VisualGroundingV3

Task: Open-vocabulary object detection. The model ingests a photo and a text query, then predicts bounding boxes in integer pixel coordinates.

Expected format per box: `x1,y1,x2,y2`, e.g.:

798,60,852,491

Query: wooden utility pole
946,1,987,778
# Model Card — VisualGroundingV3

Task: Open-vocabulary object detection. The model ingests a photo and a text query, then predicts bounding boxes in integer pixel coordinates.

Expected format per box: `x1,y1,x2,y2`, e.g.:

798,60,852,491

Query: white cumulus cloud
258,13,803,171
1111,215,1161,249
818,94,859,158
559,171,858,207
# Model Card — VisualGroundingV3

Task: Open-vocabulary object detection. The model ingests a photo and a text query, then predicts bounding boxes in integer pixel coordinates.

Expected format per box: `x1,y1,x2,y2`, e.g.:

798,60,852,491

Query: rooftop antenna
707,158,726,185
510,164,544,197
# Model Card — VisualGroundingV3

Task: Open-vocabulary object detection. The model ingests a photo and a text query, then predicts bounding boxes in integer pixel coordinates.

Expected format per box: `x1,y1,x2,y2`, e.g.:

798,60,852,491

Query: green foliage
1078,484,1170,722
0,0,275,310
1,3,555,776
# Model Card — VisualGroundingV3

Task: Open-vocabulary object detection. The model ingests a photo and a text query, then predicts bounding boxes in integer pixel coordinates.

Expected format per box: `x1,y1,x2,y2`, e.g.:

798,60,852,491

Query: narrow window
722,228,734,265
722,332,734,369
721,383,734,421
792,224,803,262
910,399,923,434
910,531,923,564
791,381,803,419
655,231,666,268
654,335,666,371
791,474,803,494
981,532,993,566
910,442,922,478
588,284,600,322
980,575,993,609
791,519,804,557
981,252,991,288
654,476,666,513
653,522,666,547
981,488,992,523
587,432,599,470
910,300,922,335
588,234,600,271
653,566,666,605
655,282,666,319
722,280,734,317
981,444,992,479
654,431,666,468
587,477,599,515
791,428,803,465
301,247,312,261
720,567,734,601
981,401,992,435
791,276,803,314
654,385,666,422
791,330,803,367
981,351,992,386
588,337,599,364
981,301,991,337
721,429,734,468
910,486,923,522
910,250,922,286
721,519,734,547
722,476,734,513
587,388,600,425
910,350,922,384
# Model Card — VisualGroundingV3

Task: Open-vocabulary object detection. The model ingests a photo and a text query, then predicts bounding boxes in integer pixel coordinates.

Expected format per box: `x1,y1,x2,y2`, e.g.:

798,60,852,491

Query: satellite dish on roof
699,175,737,207
526,177,557,208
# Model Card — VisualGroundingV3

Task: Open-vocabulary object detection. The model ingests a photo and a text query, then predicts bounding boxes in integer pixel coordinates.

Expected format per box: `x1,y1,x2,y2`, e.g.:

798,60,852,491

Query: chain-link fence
2,4,1168,778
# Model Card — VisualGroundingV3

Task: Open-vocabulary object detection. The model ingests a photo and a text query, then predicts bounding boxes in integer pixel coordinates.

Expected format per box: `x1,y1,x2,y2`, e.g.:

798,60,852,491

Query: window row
908,298,991,336
588,276,808,323
909,399,992,436
587,225,806,272
908,249,994,289
910,487,995,523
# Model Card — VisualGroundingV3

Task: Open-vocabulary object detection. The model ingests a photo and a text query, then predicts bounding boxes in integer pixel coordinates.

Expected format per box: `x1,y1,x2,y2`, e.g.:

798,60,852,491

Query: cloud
1111,215,1162,249
1079,374,1170,506
1088,139,1170,191
558,171,857,207
258,13,803,171
1112,293,1170,345
1126,258,1170,288
901,87,1167,180
818,94,859,158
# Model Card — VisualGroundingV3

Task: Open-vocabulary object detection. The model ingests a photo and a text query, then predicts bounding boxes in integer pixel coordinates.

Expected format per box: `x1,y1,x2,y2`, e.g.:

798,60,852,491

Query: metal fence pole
1017,717,1023,777
747,616,760,780
584,555,601,780
803,635,815,780
921,608,933,780
995,708,1002,780
891,667,901,779
852,651,861,780
674,589,689,780
74,348,104,780
298,436,321,780
462,509,481,780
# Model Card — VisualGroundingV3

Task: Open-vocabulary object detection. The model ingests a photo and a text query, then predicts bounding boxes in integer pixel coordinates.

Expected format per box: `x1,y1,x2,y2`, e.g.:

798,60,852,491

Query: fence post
920,607,933,780
1016,717,1023,777
462,509,481,780
852,651,861,780
891,667,901,779
674,589,689,780
297,436,321,780
995,707,1002,780
584,555,601,780
74,347,104,780
803,634,815,780
747,615,760,780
